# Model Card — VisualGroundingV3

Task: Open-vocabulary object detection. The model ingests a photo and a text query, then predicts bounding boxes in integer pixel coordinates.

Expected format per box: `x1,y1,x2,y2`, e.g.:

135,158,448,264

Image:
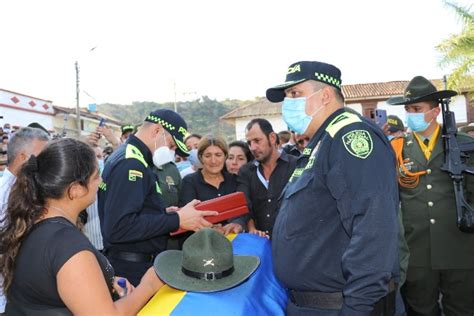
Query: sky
0,0,471,108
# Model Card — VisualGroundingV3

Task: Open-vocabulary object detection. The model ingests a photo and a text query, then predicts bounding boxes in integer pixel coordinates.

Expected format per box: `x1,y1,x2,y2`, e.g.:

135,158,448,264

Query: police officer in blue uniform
98,109,217,285
268,61,400,315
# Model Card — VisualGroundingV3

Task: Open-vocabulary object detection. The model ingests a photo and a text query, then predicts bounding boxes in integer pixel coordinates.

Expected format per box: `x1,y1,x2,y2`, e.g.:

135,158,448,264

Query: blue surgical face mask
176,160,191,172
0,171,3,177
387,135,395,141
188,149,202,169
282,90,322,134
98,159,105,175
406,112,431,132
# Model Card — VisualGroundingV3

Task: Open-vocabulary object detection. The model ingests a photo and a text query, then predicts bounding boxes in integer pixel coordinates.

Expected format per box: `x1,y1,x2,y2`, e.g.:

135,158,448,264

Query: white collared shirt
0,167,14,312
0,167,16,220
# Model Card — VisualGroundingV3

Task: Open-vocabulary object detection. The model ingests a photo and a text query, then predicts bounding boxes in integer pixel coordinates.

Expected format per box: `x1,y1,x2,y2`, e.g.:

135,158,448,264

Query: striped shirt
84,199,104,251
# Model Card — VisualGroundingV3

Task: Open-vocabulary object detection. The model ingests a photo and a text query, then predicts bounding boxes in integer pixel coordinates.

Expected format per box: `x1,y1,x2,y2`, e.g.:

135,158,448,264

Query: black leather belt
289,290,343,310
289,280,397,313
106,250,155,263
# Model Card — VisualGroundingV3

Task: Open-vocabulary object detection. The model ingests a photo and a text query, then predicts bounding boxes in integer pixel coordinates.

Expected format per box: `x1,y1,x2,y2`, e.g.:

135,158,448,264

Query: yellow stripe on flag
138,286,187,316
138,233,239,316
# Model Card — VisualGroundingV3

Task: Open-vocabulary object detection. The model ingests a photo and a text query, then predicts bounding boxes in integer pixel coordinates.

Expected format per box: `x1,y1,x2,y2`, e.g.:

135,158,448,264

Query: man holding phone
86,118,121,149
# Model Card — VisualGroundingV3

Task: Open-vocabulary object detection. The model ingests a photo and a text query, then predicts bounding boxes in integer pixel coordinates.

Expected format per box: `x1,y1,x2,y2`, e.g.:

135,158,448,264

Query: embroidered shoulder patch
342,130,373,159
128,169,143,181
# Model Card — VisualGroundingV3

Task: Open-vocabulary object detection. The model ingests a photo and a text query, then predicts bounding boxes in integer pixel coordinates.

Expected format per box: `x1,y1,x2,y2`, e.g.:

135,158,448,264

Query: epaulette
325,112,361,137
125,144,148,167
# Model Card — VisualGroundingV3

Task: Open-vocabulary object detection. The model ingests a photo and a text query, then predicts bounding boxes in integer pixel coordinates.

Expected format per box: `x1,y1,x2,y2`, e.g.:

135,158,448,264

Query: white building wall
234,116,287,140
0,89,55,130
0,105,54,129
345,103,363,114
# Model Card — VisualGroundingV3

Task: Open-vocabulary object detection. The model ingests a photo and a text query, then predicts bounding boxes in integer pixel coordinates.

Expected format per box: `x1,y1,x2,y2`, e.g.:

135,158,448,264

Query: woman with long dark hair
225,141,254,175
0,138,162,315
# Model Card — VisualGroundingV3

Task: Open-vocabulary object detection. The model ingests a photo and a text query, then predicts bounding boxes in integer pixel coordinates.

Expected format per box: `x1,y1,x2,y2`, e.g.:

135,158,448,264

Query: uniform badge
166,176,175,186
342,130,373,159
128,170,143,181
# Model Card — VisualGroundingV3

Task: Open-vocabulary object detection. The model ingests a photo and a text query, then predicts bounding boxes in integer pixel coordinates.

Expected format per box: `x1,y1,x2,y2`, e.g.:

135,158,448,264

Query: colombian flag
139,233,288,316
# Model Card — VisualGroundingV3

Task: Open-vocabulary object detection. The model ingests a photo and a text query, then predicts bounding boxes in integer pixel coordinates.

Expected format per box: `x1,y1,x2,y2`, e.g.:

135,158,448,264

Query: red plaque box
171,192,249,236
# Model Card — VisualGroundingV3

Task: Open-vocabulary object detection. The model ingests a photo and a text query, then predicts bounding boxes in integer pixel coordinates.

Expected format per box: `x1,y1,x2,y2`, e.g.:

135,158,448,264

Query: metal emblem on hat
203,259,215,267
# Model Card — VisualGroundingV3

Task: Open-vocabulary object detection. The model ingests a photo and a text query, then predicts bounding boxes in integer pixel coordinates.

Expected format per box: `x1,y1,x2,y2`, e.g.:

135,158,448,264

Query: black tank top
6,217,114,315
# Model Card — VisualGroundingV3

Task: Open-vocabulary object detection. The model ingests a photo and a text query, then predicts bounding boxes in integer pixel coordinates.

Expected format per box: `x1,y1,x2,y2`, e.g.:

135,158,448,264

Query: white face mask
153,130,174,167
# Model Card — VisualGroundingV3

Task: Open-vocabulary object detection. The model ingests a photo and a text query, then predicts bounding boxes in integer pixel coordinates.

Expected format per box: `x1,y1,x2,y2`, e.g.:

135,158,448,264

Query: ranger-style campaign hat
154,228,260,293
387,76,457,105
145,109,190,157
387,115,404,133
266,61,342,103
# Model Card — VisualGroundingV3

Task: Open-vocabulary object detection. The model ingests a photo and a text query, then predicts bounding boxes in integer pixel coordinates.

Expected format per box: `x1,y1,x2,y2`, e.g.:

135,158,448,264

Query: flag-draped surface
139,233,288,316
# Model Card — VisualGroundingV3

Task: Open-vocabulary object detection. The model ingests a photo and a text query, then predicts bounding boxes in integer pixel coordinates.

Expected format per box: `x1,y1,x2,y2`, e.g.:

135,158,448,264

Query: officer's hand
249,228,269,239
177,200,218,232
222,223,243,235
166,206,179,213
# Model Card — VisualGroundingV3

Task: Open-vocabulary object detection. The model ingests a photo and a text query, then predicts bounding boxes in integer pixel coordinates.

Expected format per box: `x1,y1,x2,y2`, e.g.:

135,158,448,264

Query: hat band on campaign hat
182,266,235,281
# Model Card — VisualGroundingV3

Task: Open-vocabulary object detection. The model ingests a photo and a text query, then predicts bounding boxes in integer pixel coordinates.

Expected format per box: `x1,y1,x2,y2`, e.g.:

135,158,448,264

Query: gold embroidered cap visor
387,76,457,105
266,61,342,103
145,109,190,157
154,229,260,292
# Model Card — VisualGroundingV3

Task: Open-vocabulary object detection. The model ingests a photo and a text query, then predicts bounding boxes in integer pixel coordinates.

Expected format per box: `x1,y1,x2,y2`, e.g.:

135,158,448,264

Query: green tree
437,1,474,92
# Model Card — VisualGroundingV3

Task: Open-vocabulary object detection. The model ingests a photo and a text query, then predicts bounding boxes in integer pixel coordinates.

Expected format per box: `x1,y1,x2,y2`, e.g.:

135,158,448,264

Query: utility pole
75,61,81,137
74,46,97,138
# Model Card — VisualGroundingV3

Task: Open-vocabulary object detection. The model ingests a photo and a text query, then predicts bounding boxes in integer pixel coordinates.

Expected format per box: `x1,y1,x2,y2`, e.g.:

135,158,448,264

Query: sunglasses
297,138,310,145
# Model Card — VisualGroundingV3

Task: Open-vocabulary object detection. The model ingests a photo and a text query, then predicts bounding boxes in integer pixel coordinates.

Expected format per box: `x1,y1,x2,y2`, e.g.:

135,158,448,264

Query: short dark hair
309,80,344,104
228,140,254,163
245,118,275,138
428,101,439,109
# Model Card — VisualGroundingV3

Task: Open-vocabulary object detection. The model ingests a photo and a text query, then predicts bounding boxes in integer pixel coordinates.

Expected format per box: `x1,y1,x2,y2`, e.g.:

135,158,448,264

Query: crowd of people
0,59,473,315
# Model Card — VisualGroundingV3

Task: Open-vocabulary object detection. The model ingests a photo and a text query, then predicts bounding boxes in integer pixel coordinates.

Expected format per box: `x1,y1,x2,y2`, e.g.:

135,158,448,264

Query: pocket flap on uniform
285,171,314,199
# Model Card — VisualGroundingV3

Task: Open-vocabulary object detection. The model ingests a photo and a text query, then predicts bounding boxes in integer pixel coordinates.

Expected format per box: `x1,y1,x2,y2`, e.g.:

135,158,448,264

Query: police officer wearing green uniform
269,61,400,315
387,76,474,316
98,109,217,285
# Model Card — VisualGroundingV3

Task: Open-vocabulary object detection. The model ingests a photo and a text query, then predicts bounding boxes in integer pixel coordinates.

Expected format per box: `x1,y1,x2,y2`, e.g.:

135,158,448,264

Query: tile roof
53,105,123,126
221,79,461,120
341,79,444,100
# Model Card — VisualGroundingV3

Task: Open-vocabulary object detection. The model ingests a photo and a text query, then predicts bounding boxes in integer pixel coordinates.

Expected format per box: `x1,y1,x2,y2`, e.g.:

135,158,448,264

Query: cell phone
375,109,387,127
99,118,106,127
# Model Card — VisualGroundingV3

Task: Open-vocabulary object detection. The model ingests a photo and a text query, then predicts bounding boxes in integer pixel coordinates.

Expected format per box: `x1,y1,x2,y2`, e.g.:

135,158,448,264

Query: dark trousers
287,291,396,316
401,267,474,316
108,258,151,286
